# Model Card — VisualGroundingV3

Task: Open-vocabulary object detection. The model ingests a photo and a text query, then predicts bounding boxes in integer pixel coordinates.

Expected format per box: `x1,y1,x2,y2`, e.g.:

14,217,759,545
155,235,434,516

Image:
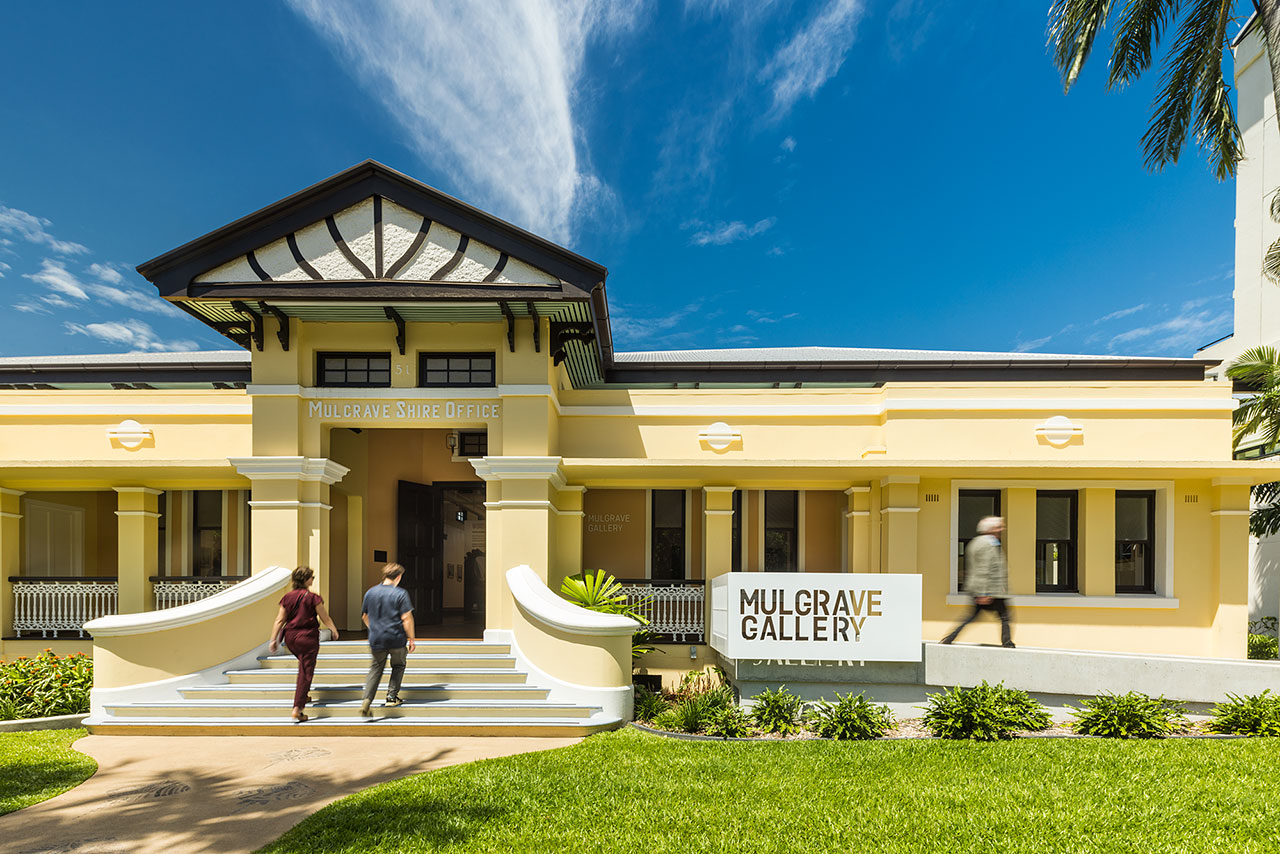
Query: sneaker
384,697,404,707
359,703,373,716
1003,642,1016,649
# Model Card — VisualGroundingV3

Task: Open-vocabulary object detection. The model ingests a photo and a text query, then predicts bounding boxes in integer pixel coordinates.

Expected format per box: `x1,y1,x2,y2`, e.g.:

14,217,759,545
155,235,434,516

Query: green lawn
259,728,1280,854
0,728,96,815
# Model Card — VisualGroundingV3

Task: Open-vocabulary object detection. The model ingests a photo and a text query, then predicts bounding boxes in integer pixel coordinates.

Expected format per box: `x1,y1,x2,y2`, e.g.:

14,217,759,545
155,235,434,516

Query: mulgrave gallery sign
710,573,922,662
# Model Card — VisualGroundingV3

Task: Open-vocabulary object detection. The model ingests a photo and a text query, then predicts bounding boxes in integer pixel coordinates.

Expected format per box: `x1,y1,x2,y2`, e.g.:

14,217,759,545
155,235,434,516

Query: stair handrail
84,566,293,636
506,565,637,636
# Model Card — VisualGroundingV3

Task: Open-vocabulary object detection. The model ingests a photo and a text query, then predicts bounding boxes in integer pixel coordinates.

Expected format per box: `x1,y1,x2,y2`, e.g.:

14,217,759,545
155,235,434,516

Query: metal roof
613,346,1191,364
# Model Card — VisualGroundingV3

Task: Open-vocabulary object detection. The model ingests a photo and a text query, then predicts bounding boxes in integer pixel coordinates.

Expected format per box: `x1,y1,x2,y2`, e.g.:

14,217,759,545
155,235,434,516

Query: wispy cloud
64,319,198,352
780,136,797,152
610,301,706,348
1013,335,1053,353
686,217,776,246
760,0,865,120
23,259,180,316
1108,301,1231,354
0,205,89,255
285,0,643,243
0,260,10,277
1096,303,1147,323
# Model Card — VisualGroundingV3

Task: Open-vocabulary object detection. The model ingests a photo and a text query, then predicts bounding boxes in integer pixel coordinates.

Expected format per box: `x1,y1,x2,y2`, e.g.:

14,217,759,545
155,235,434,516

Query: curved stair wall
494,564,637,723
83,566,292,716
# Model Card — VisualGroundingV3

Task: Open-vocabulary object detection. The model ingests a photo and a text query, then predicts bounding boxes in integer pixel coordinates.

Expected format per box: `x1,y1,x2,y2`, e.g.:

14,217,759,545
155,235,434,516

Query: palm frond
1265,234,1280,284
1049,0,1116,93
1225,345,1280,384
1107,0,1179,90
1252,483,1280,537
1141,0,1240,177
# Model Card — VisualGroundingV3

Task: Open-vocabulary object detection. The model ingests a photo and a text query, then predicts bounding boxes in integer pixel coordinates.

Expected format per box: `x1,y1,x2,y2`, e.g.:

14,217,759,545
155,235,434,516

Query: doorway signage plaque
307,400,501,422
710,572,922,662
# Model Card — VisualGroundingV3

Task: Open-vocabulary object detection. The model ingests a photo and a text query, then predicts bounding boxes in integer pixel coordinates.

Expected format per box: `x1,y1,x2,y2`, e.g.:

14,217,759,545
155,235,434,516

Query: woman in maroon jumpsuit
268,566,340,722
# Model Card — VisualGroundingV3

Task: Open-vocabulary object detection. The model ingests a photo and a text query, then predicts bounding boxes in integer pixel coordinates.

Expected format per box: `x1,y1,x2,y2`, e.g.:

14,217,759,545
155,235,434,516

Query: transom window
456,431,488,457
419,353,495,388
317,352,391,388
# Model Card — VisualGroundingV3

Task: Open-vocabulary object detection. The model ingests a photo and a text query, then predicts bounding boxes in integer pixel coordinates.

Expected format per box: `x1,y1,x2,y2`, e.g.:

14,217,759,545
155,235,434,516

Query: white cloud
64,319,198,352
760,0,864,120
1095,303,1147,324
1109,307,1232,354
87,262,126,285
0,206,89,255
13,301,51,315
688,217,776,246
285,0,643,243
1013,335,1053,353
24,259,89,300
22,258,178,316
780,136,797,152
0,260,9,277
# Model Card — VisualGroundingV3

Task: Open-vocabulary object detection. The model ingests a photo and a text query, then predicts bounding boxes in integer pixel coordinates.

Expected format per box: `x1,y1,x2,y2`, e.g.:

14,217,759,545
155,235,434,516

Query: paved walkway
3,734,580,854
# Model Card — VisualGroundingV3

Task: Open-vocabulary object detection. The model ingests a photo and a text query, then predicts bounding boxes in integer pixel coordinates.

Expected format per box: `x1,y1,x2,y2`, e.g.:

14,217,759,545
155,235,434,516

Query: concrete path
3,734,580,854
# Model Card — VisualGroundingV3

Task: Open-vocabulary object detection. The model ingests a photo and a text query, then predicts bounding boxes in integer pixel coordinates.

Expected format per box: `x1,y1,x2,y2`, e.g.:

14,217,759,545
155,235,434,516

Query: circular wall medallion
1037,415,1081,447
701,421,737,451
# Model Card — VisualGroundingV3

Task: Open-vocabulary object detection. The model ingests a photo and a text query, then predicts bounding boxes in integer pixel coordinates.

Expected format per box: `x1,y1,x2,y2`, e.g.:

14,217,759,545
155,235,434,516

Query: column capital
0,487,25,498
112,486,164,496
229,456,350,485
844,485,871,495
469,456,566,490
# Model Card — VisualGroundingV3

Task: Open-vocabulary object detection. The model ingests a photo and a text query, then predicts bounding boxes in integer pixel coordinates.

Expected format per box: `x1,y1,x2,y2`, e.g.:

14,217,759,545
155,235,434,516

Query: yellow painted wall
803,490,842,572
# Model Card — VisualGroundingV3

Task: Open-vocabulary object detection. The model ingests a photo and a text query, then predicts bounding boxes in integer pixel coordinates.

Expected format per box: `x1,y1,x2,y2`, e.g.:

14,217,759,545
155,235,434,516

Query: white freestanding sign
710,572,922,662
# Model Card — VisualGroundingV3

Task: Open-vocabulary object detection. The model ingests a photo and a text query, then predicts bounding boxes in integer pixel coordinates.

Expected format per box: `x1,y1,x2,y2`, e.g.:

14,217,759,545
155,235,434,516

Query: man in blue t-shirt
359,563,416,716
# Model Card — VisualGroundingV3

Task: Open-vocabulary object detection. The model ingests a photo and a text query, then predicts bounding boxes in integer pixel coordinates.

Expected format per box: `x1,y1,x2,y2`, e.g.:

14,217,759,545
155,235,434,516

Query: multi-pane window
457,431,488,457
318,352,391,387
1035,491,1078,592
1116,490,1156,593
764,490,798,572
419,353,495,388
957,490,1001,589
731,490,743,572
651,490,686,579
192,490,222,576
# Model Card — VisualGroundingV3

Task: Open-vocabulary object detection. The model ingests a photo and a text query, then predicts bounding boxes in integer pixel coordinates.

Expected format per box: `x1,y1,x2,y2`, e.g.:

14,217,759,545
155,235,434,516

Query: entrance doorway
396,480,486,638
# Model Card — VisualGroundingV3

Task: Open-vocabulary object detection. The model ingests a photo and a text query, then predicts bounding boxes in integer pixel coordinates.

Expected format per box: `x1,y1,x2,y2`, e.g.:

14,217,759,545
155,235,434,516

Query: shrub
559,570,654,658
0,650,92,720
751,686,804,735
1070,692,1186,738
1248,634,1278,660
922,682,1052,741
807,692,894,740
705,705,752,739
633,686,670,722
675,667,729,701
651,685,734,734
1209,691,1280,736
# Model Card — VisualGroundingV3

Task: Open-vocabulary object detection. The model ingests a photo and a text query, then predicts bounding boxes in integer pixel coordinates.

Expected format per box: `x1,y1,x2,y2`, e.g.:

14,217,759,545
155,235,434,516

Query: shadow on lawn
268,794,511,852
0,758,95,816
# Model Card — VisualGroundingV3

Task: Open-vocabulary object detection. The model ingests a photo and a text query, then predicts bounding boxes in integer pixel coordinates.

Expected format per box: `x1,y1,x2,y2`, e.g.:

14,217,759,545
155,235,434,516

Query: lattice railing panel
153,581,239,610
13,580,118,638
620,582,705,644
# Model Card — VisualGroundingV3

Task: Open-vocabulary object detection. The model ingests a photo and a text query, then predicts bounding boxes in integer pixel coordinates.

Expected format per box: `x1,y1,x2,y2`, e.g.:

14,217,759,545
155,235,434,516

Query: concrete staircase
86,640,620,736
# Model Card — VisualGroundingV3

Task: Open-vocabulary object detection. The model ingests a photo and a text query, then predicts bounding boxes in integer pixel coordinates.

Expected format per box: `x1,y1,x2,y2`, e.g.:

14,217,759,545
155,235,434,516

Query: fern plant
706,705,752,739
923,682,1051,741
750,686,804,735
807,692,894,740
1070,692,1185,738
1209,691,1280,736
633,686,671,723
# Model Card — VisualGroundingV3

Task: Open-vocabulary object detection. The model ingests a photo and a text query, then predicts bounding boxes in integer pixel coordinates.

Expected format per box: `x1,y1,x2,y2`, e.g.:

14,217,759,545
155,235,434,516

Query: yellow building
3,161,1276,733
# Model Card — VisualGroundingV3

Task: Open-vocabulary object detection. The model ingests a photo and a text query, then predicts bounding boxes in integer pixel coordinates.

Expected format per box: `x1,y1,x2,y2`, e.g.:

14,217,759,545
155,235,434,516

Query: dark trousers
284,629,320,709
362,646,408,705
941,598,1013,646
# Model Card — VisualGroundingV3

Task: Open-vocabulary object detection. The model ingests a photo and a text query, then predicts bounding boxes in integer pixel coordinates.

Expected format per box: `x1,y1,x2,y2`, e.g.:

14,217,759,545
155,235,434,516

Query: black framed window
651,490,686,579
192,490,222,576
1116,490,1156,593
419,353,495,388
1036,491,1078,592
456,431,488,457
958,489,1001,589
731,490,743,572
317,352,391,388
764,490,798,572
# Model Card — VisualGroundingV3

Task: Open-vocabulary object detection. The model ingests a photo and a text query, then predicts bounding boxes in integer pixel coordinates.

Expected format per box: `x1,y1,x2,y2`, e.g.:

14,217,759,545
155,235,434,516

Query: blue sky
0,1,1252,358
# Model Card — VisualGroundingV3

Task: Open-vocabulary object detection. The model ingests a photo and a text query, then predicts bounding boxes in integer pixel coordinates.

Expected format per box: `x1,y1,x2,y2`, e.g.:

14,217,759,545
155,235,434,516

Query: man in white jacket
939,516,1014,648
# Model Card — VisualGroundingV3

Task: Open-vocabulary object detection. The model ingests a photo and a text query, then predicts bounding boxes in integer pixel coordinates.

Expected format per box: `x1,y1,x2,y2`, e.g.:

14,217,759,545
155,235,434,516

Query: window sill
945,593,1179,609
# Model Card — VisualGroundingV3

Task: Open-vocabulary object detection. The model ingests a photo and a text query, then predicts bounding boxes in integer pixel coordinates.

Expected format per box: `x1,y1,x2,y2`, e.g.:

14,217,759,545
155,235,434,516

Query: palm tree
1049,1,1280,278
1227,346,1280,534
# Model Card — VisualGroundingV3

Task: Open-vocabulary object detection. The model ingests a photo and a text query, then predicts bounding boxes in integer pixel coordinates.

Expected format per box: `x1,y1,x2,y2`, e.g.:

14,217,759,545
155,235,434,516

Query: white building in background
1199,17,1280,621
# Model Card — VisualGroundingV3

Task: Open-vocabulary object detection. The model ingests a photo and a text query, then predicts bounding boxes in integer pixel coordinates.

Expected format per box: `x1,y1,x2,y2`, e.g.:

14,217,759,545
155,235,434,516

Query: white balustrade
153,580,240,610
620,581,705,643
12,579,119,638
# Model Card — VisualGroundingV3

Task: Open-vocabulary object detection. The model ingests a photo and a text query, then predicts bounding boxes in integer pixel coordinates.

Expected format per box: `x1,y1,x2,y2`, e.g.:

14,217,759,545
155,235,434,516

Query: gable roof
136,160,608,299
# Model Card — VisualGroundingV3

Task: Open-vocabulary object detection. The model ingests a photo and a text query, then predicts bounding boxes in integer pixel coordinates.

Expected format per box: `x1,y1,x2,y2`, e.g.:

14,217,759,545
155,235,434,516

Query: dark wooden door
396,480,442,625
